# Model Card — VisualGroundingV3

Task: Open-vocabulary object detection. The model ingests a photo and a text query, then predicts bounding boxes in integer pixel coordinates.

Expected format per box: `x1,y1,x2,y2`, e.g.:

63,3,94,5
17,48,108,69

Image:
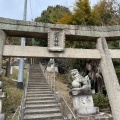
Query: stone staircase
23,65,64,120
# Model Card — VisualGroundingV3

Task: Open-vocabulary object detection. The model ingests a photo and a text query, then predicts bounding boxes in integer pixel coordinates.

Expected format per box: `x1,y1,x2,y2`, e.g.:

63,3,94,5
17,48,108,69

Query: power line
37,0,43,15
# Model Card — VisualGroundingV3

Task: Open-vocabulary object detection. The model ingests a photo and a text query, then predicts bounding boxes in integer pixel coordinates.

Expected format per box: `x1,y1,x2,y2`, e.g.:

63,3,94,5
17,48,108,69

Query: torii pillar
0,30,7,120
0,30,6,72
97,37,120,120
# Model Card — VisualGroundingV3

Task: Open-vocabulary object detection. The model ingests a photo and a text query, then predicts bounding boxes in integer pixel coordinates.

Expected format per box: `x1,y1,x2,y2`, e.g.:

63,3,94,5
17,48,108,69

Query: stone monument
70,69,99,116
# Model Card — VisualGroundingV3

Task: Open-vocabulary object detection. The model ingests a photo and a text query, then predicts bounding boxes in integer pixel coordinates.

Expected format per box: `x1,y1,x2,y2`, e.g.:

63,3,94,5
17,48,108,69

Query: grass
0,68,28,120
55,73,73,117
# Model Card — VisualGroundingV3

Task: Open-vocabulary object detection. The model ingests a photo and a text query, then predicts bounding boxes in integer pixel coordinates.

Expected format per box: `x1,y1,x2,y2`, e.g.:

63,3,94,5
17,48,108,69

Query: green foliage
108,41,120,49
72,0,93,25
113,60,120,83
35,38,48,47
6,37,20,45
57,14,72,24
92,0,118,26
93,93,110,109
35,5,71,24
58,0,119,26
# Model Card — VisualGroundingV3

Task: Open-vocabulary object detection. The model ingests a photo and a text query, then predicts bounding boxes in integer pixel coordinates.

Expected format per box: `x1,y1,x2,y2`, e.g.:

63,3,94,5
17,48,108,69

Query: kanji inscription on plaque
48,28,65,51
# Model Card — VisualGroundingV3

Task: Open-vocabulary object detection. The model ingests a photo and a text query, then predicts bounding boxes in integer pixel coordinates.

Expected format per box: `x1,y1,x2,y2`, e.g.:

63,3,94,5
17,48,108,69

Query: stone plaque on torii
48,28,65,52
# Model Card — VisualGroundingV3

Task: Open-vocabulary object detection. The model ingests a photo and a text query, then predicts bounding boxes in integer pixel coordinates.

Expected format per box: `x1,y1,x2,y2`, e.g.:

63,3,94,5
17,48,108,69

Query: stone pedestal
70,88,99,116
77,113,113,120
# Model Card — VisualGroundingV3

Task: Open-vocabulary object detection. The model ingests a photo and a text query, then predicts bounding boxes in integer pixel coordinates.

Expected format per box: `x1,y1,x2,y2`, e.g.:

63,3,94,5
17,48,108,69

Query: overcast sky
0,0,99,21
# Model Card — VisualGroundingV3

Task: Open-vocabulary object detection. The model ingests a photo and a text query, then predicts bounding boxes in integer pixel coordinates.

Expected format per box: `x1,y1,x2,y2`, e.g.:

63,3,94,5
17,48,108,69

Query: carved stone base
70,88,99,116
77,107,99,115
77,113,113,120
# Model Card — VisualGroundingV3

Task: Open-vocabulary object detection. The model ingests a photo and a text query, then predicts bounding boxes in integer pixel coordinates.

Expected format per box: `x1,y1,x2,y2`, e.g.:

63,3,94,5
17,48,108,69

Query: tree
35,5,71,24
72,0,93,25
57,14,72,24
92,0,118,25
58,0,95,25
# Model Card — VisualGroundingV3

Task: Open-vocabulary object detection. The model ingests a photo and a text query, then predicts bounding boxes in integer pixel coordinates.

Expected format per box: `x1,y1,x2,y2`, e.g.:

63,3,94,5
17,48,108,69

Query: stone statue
70,69,91,90
70,69,99,116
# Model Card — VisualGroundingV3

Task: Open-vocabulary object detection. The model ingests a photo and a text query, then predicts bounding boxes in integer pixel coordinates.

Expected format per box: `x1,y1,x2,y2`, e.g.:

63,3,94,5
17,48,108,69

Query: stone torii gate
0,17,120,120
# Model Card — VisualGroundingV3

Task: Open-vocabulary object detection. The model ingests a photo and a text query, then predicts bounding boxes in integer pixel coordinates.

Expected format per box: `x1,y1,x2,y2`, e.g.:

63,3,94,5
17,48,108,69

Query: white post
10,66,13,75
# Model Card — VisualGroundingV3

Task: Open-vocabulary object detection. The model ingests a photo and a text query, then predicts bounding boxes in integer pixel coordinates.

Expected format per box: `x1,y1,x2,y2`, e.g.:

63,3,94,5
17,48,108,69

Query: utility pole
31,38,35,64
118,3,120,17
17,0,27,89
118,3,120,47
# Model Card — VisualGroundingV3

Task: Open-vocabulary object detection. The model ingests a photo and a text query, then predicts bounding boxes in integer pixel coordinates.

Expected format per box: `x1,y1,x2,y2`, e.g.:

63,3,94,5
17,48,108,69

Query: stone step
27,85,49,88
25,103,59,109
30,77,45,80
27,92,53,95
27,89,51,92
30,69,40,70
29,79,46,82
31,72,43,75
28,86,49,90
27,87,49,90
30,76,43,77
25,107,61,114
30,74,43,75
30,73,41,74
28,80,46,82
28,82,48,84
26,100,57,104
28,79,44,81
30,71,42,72
23,113,63,120
26,93,54,97
26,96,55,101
30,76,44,78
27,91,52,94
28,81,47,83
30,76,44,77
28,84,48,86
27,86,49,88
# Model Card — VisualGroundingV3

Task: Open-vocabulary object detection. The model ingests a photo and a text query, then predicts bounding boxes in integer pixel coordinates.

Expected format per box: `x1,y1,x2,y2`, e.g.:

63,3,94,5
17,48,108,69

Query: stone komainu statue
70,69,91,89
